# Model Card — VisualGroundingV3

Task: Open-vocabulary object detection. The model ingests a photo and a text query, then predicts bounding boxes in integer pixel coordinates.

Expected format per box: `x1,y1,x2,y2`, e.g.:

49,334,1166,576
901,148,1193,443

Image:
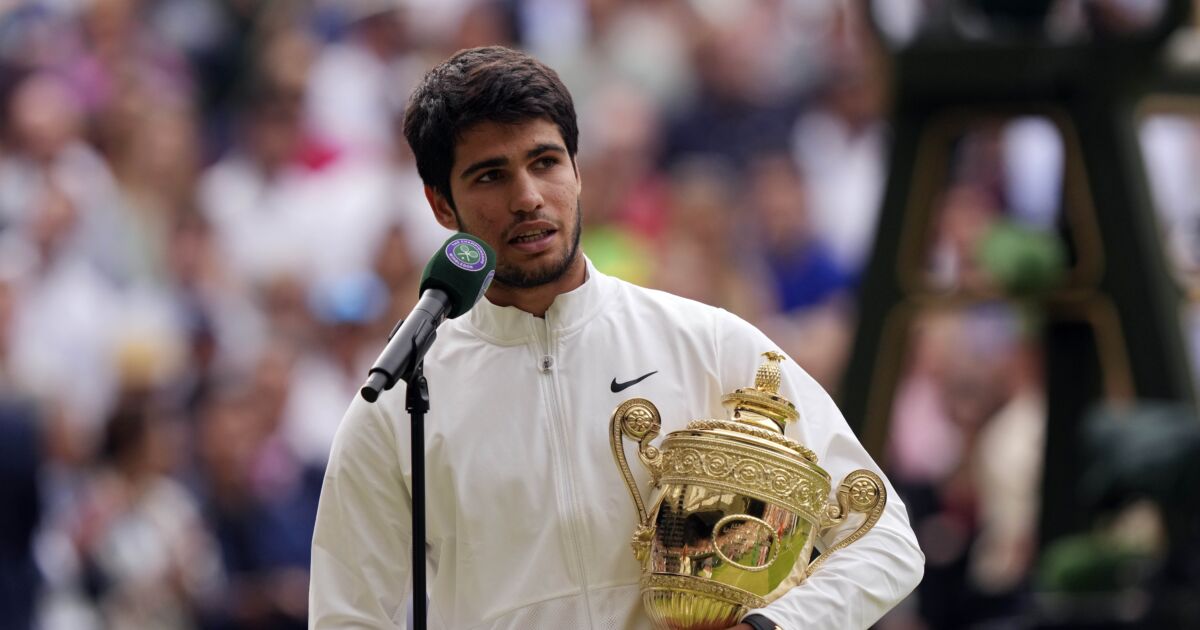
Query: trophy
610,352,886,630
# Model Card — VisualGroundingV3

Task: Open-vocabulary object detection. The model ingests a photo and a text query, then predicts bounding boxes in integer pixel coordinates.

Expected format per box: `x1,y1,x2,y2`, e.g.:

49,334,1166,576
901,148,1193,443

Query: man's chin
494,252,577,289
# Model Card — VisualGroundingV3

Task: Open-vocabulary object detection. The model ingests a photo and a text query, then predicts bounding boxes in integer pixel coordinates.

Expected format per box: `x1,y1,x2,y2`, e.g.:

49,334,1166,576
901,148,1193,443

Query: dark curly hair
402,46,578,209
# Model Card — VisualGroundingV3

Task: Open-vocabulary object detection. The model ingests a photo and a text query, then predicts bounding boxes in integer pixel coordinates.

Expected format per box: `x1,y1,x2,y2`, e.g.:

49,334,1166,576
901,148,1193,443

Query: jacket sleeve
713,309,924,630
310,394,412,629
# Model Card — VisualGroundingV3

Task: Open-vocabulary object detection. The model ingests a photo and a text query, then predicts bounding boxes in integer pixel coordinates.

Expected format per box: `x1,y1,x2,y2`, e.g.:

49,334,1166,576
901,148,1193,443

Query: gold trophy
610,352,887,629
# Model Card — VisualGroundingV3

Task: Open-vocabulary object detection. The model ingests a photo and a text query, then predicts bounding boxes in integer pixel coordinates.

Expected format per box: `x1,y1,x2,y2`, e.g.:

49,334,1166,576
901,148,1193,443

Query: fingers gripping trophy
610,352,887,630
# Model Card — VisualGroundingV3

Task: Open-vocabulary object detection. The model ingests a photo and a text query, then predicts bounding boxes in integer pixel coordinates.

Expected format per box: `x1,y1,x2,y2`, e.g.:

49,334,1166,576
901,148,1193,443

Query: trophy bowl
610,353,886,630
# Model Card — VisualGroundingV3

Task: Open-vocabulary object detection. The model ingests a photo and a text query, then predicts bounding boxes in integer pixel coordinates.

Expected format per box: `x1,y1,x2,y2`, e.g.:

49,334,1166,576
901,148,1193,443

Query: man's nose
510,171,544,213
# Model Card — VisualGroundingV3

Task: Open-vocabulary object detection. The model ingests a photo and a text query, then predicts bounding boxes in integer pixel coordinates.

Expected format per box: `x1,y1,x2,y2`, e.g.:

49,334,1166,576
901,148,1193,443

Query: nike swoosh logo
611,371,658,393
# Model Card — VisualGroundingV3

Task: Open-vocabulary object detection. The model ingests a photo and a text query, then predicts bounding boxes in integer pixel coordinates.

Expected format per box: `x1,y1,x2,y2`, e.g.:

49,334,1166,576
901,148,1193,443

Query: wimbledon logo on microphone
446,239,488,272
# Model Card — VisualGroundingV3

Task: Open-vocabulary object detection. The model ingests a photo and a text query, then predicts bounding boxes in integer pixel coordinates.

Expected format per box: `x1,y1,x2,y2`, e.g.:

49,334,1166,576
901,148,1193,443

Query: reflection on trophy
610,352,887,630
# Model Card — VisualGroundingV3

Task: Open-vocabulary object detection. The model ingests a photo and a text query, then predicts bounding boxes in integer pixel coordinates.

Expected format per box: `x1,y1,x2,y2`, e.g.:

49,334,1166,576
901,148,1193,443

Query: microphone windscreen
420,233,497,319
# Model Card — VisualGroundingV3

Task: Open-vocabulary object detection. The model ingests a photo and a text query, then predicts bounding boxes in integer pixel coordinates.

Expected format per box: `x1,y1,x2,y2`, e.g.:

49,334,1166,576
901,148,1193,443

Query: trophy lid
722,351,800,433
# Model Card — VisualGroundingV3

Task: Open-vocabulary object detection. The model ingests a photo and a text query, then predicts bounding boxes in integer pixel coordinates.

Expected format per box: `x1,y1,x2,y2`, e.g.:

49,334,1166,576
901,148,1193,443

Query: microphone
360,233,497,402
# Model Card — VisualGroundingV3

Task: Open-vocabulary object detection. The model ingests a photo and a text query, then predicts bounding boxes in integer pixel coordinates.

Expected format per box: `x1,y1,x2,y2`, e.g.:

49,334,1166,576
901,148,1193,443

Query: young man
309,46,923,629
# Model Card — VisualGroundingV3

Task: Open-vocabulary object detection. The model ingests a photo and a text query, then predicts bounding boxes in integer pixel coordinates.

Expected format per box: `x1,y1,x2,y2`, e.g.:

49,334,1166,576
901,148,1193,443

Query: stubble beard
457,201,583,289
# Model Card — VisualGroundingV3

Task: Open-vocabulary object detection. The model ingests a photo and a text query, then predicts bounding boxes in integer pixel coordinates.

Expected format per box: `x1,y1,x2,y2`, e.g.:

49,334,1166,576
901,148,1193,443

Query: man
310,46,924,629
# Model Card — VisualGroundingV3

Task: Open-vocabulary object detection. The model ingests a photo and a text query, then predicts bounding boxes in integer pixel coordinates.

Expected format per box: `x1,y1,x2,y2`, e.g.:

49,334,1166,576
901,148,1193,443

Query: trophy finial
722,350,799,433
755,351,786,394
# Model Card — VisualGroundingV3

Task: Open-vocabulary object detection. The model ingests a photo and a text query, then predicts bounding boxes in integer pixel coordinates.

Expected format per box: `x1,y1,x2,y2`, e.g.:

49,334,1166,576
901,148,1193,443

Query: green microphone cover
420,233,497,319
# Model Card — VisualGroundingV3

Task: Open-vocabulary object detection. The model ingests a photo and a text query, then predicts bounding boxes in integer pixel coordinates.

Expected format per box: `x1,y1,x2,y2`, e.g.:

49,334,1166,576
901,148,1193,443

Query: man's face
428,118,582,288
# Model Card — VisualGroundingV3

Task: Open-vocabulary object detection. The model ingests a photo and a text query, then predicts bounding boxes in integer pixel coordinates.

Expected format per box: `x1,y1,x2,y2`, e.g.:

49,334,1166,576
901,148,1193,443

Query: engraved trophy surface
610,352,887,630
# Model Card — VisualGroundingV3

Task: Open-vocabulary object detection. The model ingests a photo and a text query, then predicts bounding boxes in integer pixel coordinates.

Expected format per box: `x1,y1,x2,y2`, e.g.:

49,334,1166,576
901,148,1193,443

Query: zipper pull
540,355,554,372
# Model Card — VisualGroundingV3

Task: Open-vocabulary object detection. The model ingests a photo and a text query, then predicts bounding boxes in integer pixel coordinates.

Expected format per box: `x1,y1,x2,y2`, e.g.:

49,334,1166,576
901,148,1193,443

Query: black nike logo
611,371,658,393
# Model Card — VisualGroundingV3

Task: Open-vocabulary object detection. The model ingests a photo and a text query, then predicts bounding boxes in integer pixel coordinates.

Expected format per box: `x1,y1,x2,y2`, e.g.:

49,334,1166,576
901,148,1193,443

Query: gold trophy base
641,574,767,630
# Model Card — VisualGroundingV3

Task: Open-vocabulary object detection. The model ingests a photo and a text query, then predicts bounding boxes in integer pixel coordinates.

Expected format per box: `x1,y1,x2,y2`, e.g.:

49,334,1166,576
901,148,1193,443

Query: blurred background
0,0,1198,628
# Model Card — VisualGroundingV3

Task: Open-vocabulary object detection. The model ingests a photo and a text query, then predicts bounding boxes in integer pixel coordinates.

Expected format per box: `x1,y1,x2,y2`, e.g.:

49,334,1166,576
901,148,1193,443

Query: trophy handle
609,398,664,561
807,469,887,576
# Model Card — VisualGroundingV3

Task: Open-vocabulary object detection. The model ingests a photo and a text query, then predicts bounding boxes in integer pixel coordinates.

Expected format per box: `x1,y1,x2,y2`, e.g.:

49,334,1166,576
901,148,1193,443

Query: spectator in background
198,28,395,289
662,7,800,170
0,71,126,278
0,238,44,629
745,154,855,389
283,273,388,469
446,1,520,63
195,382,314,630
0,392,41,629
928,184,1004,292
105,92,201,284
577,82,667,286
371,221,423,328
791,54,887,276
161,209,267,408
305,0,423,160
67,0,192,119
747,154,852,313
529,0,697,116
887,306,1045,628
48,389,223,629
6,177,121,461
652,157,773,322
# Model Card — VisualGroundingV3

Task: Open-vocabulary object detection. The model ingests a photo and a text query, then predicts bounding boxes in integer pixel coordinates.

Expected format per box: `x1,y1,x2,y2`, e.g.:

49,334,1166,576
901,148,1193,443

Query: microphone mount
359,289,450,402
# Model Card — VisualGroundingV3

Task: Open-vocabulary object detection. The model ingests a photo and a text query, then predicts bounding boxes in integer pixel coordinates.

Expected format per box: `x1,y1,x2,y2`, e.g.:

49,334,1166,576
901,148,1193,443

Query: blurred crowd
0,0,1191,628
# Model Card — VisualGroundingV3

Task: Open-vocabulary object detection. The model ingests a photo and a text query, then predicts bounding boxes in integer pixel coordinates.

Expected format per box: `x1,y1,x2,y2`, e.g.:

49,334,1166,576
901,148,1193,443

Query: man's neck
484,256,587,318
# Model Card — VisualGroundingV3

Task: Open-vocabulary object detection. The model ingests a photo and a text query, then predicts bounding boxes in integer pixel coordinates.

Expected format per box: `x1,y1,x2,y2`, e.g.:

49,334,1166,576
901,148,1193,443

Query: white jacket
310,261,924,629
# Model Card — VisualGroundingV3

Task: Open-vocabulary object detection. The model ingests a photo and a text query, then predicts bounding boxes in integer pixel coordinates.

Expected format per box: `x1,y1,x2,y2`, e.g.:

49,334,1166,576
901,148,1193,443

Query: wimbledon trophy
609,352,886,629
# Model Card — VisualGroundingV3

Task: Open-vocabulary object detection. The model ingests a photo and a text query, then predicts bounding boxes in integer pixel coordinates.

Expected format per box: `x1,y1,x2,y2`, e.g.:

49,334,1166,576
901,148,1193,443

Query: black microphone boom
359,289,451,401
359,232,497,402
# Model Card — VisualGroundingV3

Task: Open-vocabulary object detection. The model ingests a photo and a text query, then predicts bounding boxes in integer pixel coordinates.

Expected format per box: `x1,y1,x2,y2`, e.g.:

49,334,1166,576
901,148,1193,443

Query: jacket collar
462,256,612,345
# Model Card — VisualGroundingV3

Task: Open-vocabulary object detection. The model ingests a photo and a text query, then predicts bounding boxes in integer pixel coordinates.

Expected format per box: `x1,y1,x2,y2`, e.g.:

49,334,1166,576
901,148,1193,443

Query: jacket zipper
536,314,596,627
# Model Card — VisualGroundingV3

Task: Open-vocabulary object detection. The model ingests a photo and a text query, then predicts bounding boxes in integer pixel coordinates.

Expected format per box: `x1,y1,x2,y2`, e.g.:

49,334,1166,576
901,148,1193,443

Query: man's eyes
475,158,560,183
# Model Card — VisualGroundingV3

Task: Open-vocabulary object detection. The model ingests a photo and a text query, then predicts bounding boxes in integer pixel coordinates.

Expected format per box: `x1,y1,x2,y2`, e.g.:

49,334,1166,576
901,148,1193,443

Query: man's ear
424,185,460,231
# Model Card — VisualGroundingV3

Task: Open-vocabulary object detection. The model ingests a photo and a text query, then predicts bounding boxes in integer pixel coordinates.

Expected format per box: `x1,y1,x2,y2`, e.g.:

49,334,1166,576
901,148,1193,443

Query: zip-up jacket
310,260,924,629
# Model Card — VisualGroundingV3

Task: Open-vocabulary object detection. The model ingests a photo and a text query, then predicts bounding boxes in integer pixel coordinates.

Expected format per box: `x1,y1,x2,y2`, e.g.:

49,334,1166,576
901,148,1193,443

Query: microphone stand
362,315,444,630
403,358,430,630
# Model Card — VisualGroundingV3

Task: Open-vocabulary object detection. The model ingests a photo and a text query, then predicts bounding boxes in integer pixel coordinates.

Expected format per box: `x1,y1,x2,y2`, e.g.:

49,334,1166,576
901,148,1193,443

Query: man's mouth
509,229,556,244
506,225,558,254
